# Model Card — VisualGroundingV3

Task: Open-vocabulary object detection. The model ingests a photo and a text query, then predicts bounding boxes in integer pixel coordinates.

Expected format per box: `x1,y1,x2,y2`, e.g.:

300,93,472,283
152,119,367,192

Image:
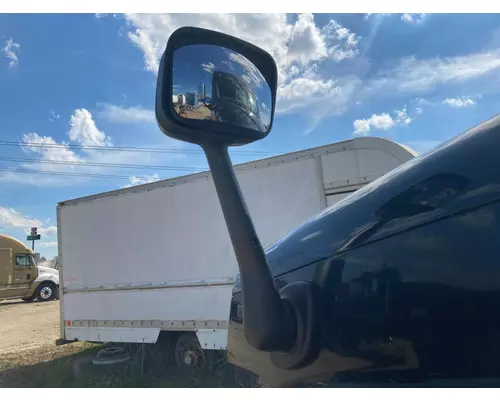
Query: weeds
0,342,239,388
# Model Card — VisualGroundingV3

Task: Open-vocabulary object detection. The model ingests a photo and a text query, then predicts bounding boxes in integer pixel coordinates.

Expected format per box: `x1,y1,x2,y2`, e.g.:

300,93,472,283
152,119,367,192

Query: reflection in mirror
172,44,272,133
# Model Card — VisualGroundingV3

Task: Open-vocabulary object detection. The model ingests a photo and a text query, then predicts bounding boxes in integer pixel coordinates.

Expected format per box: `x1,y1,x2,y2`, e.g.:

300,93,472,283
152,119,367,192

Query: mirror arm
202,143,297,352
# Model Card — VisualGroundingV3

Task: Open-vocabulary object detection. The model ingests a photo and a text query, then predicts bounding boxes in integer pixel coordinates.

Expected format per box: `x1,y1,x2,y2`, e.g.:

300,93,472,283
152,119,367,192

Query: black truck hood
228,116,500,387
233,115,500,292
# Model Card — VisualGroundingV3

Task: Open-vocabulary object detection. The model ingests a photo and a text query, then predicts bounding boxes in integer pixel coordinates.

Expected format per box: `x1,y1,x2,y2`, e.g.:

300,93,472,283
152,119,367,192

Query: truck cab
210,70,266,132
0,234,59,302
227,116,500,387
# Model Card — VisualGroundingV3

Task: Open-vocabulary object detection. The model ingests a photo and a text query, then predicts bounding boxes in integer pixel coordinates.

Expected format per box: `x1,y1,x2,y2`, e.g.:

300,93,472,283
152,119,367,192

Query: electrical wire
0,167,179,180
0,156,207,172
0,140,283,156
0,141,286,181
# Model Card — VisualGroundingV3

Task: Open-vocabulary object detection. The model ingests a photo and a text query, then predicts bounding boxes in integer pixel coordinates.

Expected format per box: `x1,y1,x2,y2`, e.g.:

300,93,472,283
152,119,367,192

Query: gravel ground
0,299,59,355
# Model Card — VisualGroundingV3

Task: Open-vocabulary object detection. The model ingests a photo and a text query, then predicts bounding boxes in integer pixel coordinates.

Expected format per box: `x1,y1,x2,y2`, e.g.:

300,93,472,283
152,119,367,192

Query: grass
0,342,239,388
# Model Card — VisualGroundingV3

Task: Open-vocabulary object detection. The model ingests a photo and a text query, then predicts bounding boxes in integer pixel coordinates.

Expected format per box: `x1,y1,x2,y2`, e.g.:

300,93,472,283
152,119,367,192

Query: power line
0,167,172,180
0,156,206,172
0,140,283,156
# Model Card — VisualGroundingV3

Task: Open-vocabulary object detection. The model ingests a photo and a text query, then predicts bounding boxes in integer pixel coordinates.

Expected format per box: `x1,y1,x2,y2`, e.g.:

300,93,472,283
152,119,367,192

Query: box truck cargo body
57,137,417,357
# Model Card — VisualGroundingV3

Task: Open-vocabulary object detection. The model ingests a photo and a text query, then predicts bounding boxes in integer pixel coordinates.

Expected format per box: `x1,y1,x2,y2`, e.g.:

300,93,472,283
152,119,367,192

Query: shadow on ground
0,342,242,388
0,300,26,308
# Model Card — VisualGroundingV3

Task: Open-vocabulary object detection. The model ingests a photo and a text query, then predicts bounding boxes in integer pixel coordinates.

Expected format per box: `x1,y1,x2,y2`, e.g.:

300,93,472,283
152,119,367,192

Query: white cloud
321,19,359,61
0,207,40,230
2,38,20,68
123,14,361,127
277,77,339,111
18,132,85,184
39,226,57,236
0,207,56,237
284,13,328,66
442,96,477,108
121,13,500,133
222,60,234,70
353,113,394,135
2,106,188,187
69,108,112,147
416,107,423,114
353,105,413,136
49,109,60,123
365,13,392,20
394,106,413,125
365,14,427,25
124,174,160,188
98,104,155,123
38,241,57,248
124,13,290,74
401,14,429,25
227,51,265,87
277,75,361,132
367,50,500,97
22,132,81,164
201,62,215,73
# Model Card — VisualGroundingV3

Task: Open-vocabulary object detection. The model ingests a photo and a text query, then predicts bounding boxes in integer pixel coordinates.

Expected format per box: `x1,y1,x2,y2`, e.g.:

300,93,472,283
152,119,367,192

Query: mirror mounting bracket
202,143,297,352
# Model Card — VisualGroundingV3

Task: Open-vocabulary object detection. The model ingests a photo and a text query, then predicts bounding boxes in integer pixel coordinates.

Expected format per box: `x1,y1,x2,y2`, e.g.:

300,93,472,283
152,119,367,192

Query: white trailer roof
59,137,417,207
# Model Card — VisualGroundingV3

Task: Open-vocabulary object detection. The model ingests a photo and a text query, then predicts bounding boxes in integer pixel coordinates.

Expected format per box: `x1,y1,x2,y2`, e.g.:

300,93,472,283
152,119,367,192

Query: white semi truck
56,137,417,368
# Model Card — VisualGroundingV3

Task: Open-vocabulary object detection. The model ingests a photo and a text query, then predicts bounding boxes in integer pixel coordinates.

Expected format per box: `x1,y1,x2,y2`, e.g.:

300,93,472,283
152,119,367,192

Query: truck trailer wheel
35,282,56,302
174,332,209,371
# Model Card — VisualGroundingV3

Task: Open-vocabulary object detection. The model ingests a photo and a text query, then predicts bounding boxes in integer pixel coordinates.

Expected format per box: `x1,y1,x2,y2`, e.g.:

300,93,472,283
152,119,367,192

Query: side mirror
155,26,277,147
156,27,315,371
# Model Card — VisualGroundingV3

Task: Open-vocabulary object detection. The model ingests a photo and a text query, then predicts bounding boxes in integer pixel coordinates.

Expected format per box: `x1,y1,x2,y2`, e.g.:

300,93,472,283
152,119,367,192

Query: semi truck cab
0,234,59,302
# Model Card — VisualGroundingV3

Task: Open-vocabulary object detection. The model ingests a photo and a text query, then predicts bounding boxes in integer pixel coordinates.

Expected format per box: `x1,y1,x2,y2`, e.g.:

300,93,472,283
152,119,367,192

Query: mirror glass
172,44,272,133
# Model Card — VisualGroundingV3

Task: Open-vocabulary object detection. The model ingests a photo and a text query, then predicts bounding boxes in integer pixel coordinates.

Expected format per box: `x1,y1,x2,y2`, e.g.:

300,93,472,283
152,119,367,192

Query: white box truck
56,137,416,367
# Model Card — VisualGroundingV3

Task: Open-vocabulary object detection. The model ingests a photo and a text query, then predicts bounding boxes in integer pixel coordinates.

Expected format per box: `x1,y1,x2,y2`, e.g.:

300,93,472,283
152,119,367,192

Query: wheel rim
182,343,205,368
40,286,52,300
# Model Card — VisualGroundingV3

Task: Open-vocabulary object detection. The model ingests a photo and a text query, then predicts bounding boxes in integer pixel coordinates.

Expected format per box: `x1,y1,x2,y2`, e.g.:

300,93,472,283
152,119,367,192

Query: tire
174,332,209,371
35,282,56,302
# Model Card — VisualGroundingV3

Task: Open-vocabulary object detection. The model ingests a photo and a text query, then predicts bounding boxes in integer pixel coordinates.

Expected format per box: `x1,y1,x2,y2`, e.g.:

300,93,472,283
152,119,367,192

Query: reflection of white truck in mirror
0,234,59,302
56,137,417,369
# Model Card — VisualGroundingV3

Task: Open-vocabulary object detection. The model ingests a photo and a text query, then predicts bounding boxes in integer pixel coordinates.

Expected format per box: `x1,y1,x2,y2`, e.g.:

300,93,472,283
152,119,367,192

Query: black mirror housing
155,26,278,147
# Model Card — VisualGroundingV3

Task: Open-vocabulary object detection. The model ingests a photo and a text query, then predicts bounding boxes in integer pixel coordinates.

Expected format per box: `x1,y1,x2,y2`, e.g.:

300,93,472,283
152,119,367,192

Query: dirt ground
175,104,212,120
0,299,95,387
0,299,232,387
0,299,59,354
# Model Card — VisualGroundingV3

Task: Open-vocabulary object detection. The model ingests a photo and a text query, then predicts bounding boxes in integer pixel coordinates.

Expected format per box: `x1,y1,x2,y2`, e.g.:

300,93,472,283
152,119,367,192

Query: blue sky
1,13,500,258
